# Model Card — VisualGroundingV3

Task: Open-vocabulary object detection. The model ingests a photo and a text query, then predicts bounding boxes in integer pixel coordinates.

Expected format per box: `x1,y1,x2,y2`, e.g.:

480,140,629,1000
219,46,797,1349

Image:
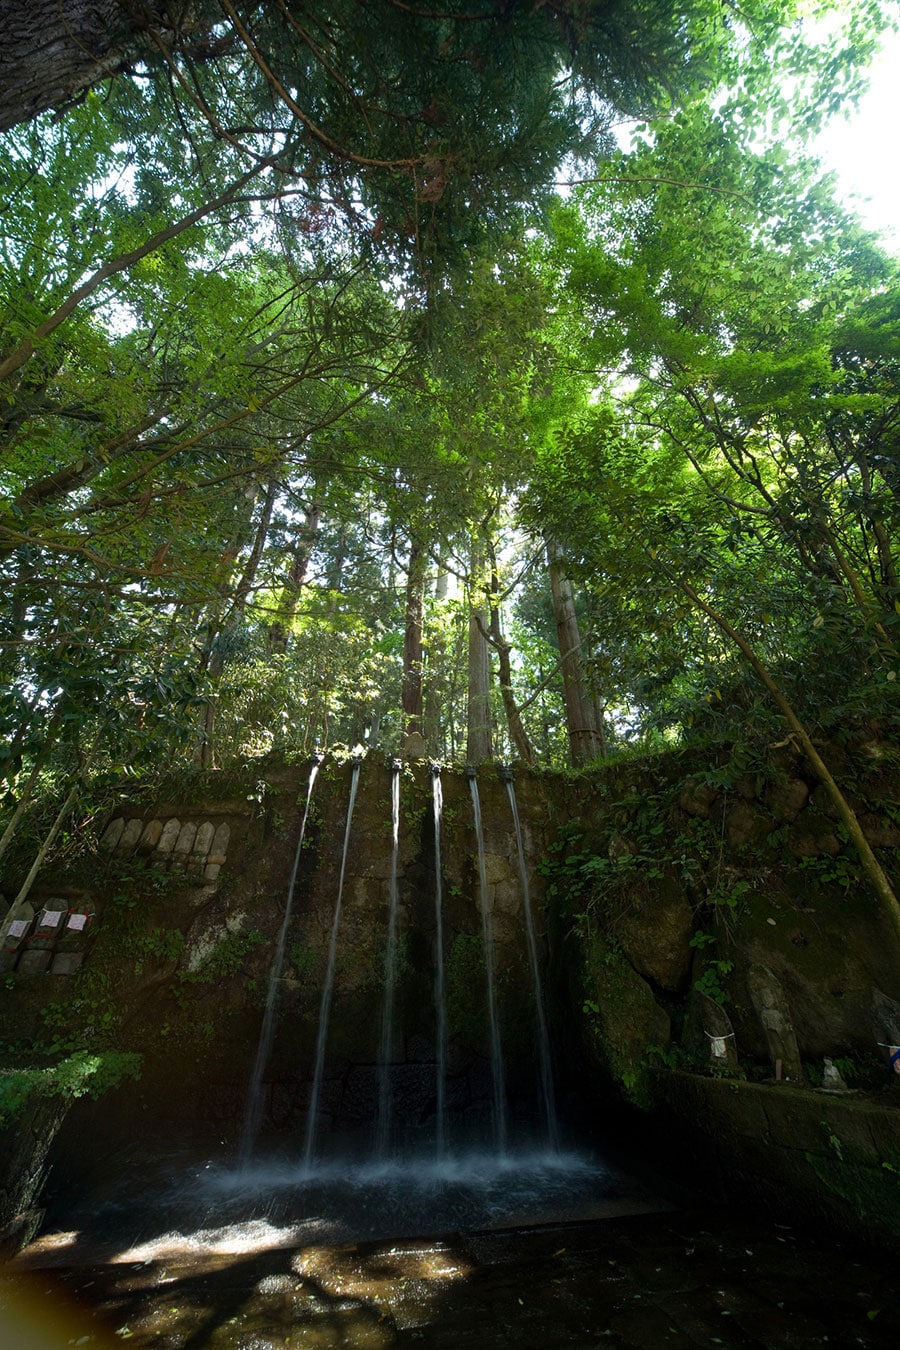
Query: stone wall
2,742,900,1242
548,742,900,1238
0,756,568,1147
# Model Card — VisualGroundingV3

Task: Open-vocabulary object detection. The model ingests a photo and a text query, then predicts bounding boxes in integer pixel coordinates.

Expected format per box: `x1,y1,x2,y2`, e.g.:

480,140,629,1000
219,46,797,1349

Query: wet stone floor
3,1207,900,1348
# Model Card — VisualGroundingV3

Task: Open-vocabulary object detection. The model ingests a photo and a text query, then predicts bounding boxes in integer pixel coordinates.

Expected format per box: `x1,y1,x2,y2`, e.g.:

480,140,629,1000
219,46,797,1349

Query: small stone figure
820,1058,850,1092
747,964,803,1083
700,996,741,1074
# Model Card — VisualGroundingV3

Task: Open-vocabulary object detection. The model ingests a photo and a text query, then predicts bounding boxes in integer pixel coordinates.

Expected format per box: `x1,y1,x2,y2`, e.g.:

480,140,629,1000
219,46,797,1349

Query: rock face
0,1090,68,1258
611,875,694,993
580,934,671,1090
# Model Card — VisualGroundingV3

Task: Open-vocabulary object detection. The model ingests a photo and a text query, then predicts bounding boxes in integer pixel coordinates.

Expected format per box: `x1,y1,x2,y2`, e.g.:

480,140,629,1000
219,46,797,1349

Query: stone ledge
648,1069,900,1241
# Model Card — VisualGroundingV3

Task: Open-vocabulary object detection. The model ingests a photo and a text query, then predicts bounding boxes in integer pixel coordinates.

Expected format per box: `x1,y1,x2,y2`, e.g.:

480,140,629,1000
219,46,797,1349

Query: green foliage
132,927,186,969
797,852,863,891
288,942,318,983
0,1050,141,1125
178,930,265,988
0,0,895,790
693,959,734,1007
539,824,594,903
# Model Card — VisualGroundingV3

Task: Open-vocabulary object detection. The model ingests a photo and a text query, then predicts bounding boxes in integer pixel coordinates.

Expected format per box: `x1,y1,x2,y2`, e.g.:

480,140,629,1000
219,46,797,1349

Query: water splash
505,776,559,1151
467,770,507,1153
302,759,361,1167
432,765,448,1157
375,760,402,1157
239,755,321,1166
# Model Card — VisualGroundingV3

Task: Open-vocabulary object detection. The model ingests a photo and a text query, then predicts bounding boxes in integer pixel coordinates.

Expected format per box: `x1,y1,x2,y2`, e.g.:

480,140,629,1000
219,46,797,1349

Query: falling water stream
13,764,893,1349
8,759,733,1350
302,759,361,1168
468,771,507,1153
432,766,449,1157
374,760,402,1157
238,755,322,1166
505,776,560,1150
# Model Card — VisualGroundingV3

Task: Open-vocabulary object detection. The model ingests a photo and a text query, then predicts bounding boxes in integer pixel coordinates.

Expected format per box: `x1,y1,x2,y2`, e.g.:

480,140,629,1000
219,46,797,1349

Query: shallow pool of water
4,1142,899,1347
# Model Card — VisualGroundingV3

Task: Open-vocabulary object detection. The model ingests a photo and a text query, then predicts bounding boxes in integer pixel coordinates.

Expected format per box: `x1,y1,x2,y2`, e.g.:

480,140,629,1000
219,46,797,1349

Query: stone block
679,778,720,818
481,852,511,885
138,819,163,851
726,800,775,849
492,880,520,915
340,1065,379,1123
173,821,198,855
156,819,181,853
50,951,84,976
204,862,221,882
860,813,900,848
653,1073,771,1142
194,821,215,856
613,875,694,993
99,817,125,850
788,815,840,858
118,818,144,851
406,1034,433,1063
762,1091,875,1156
16,949,51,974
768,779,809,822
210,822,231,857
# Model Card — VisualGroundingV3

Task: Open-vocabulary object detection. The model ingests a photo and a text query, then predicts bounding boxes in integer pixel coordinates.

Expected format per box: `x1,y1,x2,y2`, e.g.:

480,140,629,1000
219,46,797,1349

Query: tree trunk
484,554,534,764
546,537,605,766
0,1,141,131
268,499,321,655
400,537,427,749
194,476,276,767
466,540,493,764
0,709,64,867
6,783,79,923
467,605,493,764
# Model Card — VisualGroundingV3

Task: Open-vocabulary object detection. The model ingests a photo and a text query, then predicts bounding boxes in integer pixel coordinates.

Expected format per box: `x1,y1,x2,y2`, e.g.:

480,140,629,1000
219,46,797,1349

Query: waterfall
374,760,402,1158
431,766,448,1158
468,771,507,1153
238,755,321,1167
302,758,361,1168
505,777,560,1151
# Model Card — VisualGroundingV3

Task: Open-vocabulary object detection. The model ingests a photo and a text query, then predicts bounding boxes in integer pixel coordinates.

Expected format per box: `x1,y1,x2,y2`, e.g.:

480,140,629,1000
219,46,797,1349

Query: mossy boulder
580,933,671,1101
611,874,694,993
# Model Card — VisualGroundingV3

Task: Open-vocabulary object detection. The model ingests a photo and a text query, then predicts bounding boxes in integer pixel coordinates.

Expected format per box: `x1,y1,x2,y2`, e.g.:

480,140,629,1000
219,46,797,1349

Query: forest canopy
1,0,898,830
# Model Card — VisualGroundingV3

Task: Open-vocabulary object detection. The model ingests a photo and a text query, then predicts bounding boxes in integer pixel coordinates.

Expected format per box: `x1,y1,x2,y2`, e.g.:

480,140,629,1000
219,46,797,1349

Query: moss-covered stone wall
2,739,900,1244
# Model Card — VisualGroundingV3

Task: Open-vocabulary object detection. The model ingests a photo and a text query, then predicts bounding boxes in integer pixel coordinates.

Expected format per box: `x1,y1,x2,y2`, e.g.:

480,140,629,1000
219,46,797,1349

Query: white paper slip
67,913,88,931
6,919,29,938
40,910,63,927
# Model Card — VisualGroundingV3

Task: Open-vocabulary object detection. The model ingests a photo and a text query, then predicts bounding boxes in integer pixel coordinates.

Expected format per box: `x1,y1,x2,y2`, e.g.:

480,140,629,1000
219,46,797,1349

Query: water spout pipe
498,764,514,783
464,764,477,780
429,760,442,777
391,757,403,773
311,750,325,766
